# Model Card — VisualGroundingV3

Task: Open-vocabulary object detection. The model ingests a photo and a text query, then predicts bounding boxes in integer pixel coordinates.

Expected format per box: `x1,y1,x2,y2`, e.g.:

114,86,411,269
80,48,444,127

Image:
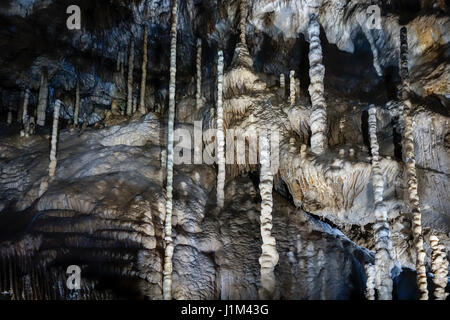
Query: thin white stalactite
37,73,48,127
307,15,328,155
18,90,25,124
48,100,61,178
139,25,148,115
368,105,394,300
240,0,247,46
430,235,449,300
116,49,121,72
196,39,202,111
74,81,80,126
163,0,178,301
22,88,29,125
126,40,135,116
258,132,279,300
280,74,285,99
289,70,295,106
216,50,225,208
400,26,428,300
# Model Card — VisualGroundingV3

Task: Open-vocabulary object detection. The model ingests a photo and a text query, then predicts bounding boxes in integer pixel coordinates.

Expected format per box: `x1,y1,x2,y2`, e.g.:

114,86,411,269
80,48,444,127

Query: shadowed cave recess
0,0,449,300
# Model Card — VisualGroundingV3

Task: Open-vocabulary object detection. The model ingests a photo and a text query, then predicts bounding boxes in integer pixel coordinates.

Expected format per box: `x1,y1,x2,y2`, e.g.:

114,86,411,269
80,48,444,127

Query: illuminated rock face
0,0,449,300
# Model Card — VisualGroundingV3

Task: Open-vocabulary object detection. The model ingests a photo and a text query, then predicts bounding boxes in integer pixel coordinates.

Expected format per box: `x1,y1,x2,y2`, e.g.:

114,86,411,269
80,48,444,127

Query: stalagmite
7,110,12,125
163,0,178,301
307,14,328,155
349,148,355,158
279,74,285,98
37,72,48,127
430,235,449,300
195,39,202,110
139,25,148,115
132,97,137,114
74,81,80,126
216,50,225,208
48,100,61,178
295,78,301,100
368,105,394,300
300,144,307,158
365,263,376,300
400,26,428,300
289,70,295,106
239,0,247,46
289,137,296,152
126,40,135,116
258,132,279,299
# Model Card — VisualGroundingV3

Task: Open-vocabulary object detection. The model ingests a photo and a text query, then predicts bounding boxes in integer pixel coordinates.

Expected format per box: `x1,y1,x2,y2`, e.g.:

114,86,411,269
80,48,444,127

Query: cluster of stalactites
399,26,428,300
368,105,394,300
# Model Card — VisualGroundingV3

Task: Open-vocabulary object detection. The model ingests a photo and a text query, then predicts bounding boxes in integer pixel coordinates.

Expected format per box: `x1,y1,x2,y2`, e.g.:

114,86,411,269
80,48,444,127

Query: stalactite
48,100,61,178
126,40,135,116
21,88,29,125
37,72,48,127
120,60,125,79
239,0,248,46
116,49,121,72
74,81,80,126
258,133,279,299
289,70,295,106
196,39,202,111
430,235,449,300
368,105,394,300
307,14,328,155
400,26,429,300
163,0,178,301
280,74,285,98
217,50,225,208
17,90,24,124
139,25,148,115
365,263,376,300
